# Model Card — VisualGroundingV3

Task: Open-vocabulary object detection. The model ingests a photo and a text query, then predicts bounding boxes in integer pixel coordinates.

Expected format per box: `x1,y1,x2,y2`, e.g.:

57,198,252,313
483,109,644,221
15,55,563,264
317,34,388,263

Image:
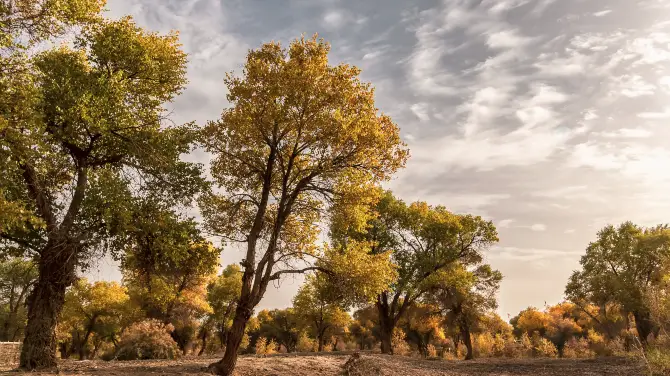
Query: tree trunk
379,326,393,355
634,310,657,347
378,310,395,355
199,330,208,356
318,336,324,352
20,247,76,370
208,302,253,376
461,323,473,360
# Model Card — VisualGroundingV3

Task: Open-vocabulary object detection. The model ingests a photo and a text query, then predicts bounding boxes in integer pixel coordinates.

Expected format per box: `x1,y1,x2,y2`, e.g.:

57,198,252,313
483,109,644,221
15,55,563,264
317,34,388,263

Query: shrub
534,337,558,358
392,328,410,356
475,333,495,358
563,338,594,358
255,337,268,356
646,346,670,375
112,320,180,360
427,344,438,358
297,333,317,352
266,339,278,355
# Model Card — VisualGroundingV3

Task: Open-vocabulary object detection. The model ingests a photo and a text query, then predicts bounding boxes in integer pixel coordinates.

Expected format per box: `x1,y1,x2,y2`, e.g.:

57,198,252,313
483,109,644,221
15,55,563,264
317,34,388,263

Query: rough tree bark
20,243,78,369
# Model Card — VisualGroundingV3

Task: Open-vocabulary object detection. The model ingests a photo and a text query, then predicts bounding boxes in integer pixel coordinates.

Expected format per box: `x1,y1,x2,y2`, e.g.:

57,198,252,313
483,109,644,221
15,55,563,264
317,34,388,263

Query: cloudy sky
94,0,670,319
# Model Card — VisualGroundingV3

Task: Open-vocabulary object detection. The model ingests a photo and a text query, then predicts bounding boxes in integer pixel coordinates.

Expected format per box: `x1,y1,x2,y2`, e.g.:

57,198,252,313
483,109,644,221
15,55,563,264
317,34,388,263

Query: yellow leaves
322,240,397,305
202,34,408,266
516,307,550,336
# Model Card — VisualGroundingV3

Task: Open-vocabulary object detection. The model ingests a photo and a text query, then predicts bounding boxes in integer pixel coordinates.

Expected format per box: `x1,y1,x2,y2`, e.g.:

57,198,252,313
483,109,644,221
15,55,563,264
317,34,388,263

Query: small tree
58,279,131,359
293,274,351,352
120,203,219,353
201,35,407,375
429,264,502,360
566,222,670,347
0,258,37,341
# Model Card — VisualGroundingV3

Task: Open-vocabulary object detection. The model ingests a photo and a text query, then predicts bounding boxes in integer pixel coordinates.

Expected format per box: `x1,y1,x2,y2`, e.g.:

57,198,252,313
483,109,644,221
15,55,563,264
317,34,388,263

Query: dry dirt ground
0,353,647,376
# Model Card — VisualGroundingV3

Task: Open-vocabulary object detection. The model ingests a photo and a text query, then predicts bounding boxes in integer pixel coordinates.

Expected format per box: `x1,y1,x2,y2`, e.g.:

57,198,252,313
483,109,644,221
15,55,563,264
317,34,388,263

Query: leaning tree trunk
461,322,474,360
208,300,253,376
20,244,77,369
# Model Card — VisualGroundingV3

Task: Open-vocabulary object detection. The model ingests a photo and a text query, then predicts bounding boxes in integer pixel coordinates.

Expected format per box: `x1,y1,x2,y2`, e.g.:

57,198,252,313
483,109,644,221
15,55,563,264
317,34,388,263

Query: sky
91,0,670,320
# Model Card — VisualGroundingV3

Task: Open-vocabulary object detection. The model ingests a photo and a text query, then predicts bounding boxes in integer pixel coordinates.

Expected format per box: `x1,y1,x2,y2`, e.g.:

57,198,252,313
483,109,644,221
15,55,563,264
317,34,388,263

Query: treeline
2,219,670,373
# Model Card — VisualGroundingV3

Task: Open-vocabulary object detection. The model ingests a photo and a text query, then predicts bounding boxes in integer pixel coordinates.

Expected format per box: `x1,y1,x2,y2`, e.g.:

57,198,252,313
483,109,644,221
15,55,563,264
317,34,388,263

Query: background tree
332,191,499,354
57,279,131,359
349,306,379,350
429,264,502,360
293,273,351,352
255,309,302,353
0,257,37,341
565,222,670,346
201,35,407,375
401,303,445,357
120,203,219,353
202,264,243,354
1,6,202,367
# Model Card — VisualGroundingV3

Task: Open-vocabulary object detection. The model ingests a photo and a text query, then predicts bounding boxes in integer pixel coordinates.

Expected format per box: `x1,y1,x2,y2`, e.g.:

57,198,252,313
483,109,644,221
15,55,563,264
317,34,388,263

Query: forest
1,1,669,376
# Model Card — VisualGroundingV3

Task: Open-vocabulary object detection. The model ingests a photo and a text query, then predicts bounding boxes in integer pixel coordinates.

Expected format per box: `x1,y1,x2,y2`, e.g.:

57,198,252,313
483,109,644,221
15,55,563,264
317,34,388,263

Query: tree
565,222,670,346
120,204,219,353
544,303,584,357
429,264,502,360
332,191,499,354
255,308,302,353
203,264,243,354
349,306,379,350
0,258,37,341
293,273,351,352
201,35,407,375
57,279,131,359
1,3,202,366
401,303,445,358
511,307,549,338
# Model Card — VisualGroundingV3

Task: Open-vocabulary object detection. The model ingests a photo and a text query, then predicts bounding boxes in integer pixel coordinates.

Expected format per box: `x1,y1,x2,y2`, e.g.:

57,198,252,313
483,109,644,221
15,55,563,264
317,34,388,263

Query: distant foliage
113,320,180,360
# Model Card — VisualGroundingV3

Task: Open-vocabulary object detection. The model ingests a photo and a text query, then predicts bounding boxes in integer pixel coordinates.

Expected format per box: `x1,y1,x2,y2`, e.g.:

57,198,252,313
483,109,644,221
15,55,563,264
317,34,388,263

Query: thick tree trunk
318,336,324,352
208,302,253,376
20,246,76,370
379,325,393,355
634,311,657,347
378,308,395,355
461,323,473,360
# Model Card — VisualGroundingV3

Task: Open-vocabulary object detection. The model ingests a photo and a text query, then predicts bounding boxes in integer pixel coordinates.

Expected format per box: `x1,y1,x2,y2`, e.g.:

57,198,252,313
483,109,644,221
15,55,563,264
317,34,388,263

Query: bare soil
0,353,646,376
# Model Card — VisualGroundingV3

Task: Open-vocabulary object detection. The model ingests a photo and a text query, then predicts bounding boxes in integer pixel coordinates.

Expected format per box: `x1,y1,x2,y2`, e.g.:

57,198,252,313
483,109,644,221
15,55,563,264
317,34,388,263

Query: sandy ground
0,353,646,376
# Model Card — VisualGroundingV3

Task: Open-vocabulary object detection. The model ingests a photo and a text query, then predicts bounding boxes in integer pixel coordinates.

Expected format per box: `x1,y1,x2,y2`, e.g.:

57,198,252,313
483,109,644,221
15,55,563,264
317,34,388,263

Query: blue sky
93,0,670,319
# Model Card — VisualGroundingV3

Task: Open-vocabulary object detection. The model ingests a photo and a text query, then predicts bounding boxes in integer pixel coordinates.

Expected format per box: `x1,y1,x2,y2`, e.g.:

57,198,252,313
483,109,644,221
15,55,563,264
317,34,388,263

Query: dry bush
563,338,594,358
342,352,385,376
111,319,180,360
255,337,267,356
474,333,495,357
534,337,558,358
427,344,438,358
391,328,410,356
297,333,317,352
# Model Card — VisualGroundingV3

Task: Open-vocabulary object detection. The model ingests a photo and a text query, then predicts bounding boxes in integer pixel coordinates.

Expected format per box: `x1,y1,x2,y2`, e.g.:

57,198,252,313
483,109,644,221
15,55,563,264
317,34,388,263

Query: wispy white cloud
498,219,516,228
593,10,613,17
530,223,547,232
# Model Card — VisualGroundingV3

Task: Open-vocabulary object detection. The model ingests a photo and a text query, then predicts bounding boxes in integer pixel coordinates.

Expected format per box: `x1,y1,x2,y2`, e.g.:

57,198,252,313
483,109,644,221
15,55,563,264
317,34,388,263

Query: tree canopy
566,222,670,345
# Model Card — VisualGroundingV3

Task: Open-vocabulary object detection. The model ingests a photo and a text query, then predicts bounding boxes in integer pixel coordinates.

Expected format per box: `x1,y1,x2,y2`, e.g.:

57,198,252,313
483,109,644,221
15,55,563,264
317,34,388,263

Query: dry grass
0,353,645,376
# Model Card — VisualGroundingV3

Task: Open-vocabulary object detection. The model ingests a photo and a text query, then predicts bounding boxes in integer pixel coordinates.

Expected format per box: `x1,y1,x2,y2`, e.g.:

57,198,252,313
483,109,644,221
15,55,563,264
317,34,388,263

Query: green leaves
566,222,670,314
